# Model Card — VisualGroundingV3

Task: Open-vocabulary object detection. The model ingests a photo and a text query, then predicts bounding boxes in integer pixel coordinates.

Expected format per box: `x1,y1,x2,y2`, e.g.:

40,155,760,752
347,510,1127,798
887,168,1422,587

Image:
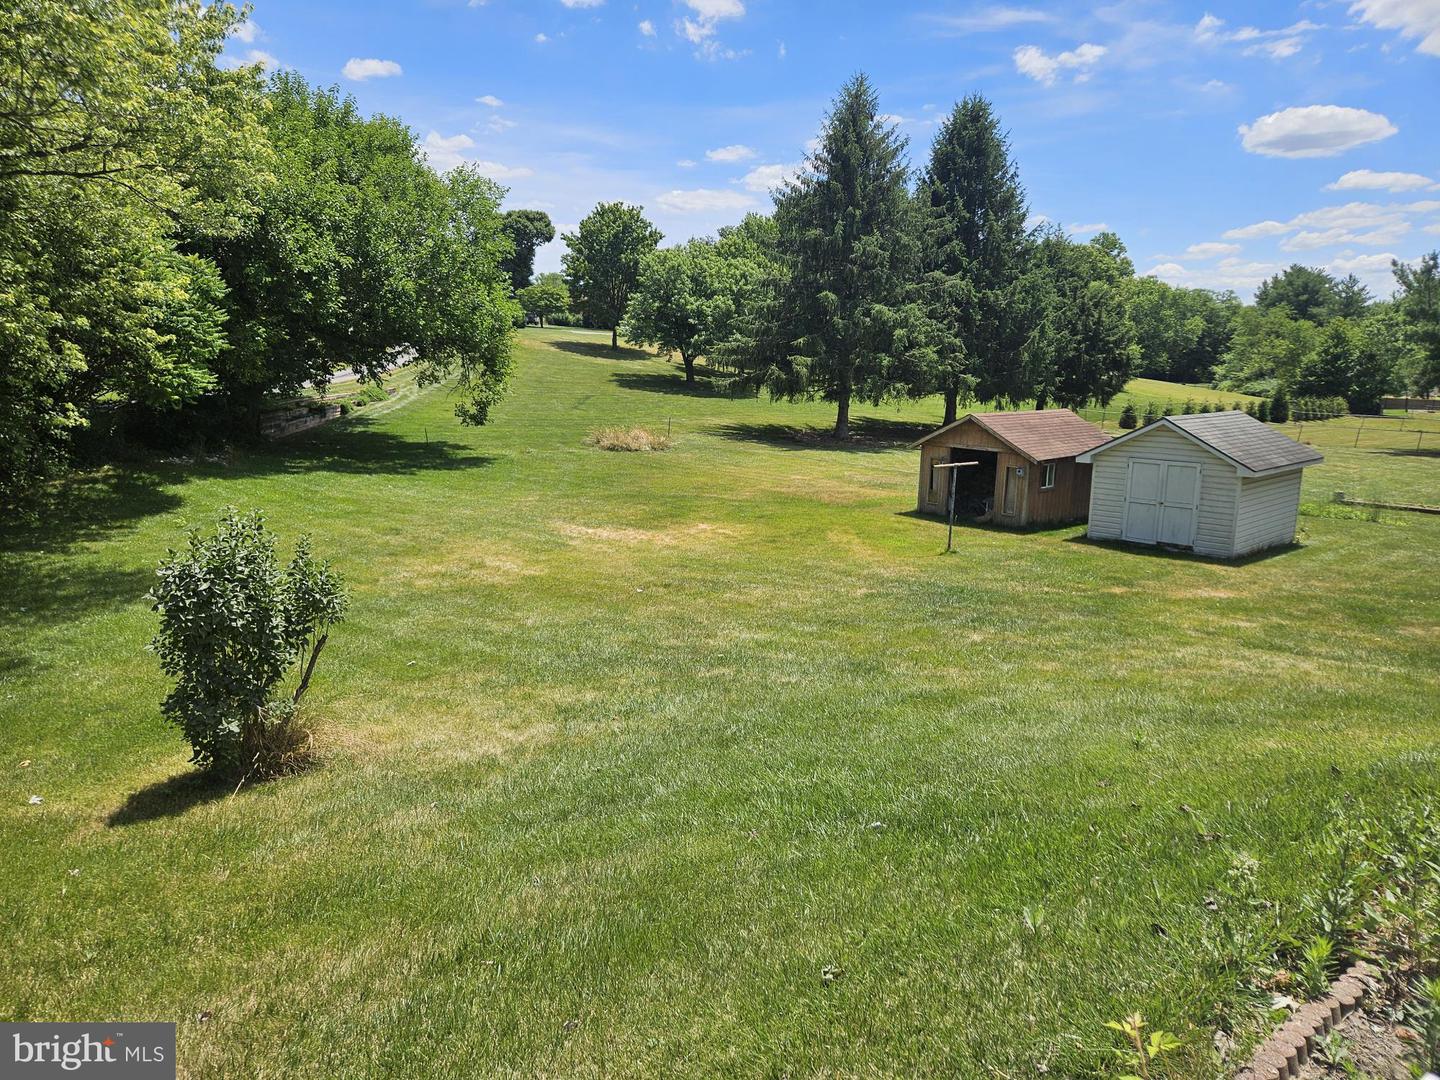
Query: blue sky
227,0,1439,298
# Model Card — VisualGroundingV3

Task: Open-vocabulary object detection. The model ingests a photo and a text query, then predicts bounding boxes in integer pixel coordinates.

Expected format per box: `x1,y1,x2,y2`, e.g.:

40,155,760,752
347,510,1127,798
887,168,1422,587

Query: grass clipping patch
586,426,673,452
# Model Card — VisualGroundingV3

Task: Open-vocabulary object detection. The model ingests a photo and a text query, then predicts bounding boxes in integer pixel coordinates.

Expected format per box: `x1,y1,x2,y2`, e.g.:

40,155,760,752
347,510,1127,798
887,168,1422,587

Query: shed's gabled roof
910,408,1110,463
1075,410,1323,475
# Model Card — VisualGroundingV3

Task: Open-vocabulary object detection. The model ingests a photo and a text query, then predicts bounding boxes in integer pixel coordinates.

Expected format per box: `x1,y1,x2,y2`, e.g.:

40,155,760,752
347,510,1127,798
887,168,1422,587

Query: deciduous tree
500,209,555,292
562,202,662,350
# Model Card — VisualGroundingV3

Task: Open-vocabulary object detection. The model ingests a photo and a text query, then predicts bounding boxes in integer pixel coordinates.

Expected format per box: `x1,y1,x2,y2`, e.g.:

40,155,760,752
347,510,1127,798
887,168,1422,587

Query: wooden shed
912,409,1110,527
1075,411,1323,558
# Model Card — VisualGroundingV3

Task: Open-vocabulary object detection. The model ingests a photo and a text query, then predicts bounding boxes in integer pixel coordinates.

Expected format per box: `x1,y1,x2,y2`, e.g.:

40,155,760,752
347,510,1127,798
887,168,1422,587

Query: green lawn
3,328,1438,1078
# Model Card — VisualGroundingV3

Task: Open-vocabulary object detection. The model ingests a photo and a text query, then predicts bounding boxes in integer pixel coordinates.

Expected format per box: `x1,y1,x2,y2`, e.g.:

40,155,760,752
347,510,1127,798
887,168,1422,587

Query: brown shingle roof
913,408,1110,462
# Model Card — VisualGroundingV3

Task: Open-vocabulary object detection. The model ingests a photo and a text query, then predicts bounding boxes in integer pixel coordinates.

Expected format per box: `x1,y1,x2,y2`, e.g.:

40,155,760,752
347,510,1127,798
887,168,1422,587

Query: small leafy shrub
149,509,347,779
1297,935,1335,998
1105,1013,1181,1080
1258,399,1271,422
1197,402,1211,413
586,426,673,451
1118,403,1138,429
1142,404,1160,426
1245,401,1259,418
1162,402,1175,416
1182,399,1195,414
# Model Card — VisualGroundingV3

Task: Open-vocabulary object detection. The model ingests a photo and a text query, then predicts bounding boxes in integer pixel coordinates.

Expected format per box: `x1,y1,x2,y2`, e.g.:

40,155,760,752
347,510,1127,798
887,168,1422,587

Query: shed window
1041,462,1057,490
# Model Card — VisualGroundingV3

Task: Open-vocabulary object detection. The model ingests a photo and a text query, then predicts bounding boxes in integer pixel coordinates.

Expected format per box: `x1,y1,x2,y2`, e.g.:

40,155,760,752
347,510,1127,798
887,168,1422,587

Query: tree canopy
500,209,556,292
0,5,520,507
562,203,662,350
518,273,571,327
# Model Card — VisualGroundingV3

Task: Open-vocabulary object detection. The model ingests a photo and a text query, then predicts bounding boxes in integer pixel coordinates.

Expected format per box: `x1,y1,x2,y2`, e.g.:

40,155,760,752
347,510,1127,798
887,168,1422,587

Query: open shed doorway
946,448,998,520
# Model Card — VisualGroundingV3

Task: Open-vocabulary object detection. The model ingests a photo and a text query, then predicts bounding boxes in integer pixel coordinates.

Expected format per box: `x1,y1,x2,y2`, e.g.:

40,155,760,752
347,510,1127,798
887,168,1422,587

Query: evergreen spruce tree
914,95,1032,422
723,74,928,437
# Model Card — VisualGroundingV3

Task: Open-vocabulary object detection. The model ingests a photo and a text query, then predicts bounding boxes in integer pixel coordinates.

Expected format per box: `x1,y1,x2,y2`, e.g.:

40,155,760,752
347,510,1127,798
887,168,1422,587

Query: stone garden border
1234,961,1376,1080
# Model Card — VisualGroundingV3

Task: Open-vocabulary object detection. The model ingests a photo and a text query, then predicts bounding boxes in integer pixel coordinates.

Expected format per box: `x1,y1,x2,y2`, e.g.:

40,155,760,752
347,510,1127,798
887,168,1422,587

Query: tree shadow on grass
214,420,496,480
610,369,733,398
1379,447,1440,459
710,416,934,454
106,769,236,827
548,338,654,362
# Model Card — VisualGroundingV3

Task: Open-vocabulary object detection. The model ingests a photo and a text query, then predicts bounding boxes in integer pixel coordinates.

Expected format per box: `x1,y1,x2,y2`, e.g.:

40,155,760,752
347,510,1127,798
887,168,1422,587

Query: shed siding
1234,471,1303,555
1024,458,1092,524
1087,426,1239,556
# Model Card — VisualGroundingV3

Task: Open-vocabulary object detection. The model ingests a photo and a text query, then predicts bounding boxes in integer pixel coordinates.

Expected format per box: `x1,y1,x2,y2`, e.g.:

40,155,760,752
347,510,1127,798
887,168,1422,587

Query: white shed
1075,411,1323,558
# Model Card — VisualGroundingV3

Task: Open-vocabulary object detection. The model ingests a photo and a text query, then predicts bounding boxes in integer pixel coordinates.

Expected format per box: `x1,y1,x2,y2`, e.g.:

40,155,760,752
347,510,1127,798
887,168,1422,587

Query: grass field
3,328,1438,1077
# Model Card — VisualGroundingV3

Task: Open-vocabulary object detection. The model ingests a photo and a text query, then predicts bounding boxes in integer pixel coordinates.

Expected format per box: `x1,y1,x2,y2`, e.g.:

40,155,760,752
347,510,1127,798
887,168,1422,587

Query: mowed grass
2,328,1438,1078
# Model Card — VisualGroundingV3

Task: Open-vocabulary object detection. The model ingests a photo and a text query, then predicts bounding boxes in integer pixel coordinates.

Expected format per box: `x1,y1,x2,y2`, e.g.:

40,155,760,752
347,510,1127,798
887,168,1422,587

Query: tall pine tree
723,74,928,437
915,95,1033,421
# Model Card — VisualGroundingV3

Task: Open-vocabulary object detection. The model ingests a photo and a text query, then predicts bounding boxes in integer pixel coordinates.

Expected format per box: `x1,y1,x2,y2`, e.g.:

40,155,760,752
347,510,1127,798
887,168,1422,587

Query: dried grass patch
586,426,673,452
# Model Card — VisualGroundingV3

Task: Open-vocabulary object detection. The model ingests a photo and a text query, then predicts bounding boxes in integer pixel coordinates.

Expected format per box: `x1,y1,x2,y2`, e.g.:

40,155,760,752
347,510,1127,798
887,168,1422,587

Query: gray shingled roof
1165,411,1323,473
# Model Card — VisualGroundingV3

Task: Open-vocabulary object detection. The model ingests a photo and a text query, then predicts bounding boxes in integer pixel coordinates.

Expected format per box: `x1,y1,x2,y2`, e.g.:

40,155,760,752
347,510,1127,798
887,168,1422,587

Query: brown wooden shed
911,409,1110,527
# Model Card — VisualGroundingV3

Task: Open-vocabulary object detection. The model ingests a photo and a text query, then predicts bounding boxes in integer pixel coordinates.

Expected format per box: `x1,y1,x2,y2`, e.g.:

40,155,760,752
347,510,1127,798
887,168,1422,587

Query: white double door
1122,460,1200,547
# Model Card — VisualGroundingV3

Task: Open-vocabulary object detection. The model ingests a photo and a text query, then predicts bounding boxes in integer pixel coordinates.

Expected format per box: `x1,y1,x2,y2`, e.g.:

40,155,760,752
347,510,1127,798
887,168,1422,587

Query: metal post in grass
933,461,981,554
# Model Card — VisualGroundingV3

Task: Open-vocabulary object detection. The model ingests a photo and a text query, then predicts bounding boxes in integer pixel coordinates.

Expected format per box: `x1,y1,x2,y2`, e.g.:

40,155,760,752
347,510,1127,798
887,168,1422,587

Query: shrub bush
1162,402,1175,416
1141,404,1159,426
1270,391,1290,424
149,509,347,778
1182,399,1196,415
1118,403,1138,429
1257,399,1271,422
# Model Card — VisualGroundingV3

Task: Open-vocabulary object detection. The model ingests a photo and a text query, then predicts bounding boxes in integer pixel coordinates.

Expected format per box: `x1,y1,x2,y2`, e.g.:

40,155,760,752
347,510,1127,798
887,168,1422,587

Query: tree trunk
834,390,851,439
943,386,959,425
682,352,695,384
539,315,545,328
1035,391,1049,410
611,326,619,350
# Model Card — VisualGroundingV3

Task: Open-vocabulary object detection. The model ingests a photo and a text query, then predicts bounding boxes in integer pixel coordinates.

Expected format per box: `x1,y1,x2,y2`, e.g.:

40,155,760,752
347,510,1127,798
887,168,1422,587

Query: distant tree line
555,76,1438,437
1,0,523,508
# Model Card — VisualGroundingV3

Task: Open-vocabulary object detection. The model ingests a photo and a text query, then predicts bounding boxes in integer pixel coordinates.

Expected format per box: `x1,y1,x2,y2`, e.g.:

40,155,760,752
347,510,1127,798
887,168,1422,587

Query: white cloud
423,132,475,172
656,188,756,213
1147,256,1287,293
1222,220,1291,240
477,94,504,108
1185,241,1242,259
1238,105,1397,158
740,163,800,192
1222,199,1434,252
223,49,279,71
486,116,518,134
1330,252,1401,274
1013,42,1106,86
639,19,656,36
777,40,787,58
676,0,746,59
560,0,603,7
1067,221,1109,236
342,57,402,81
1349,0,1440,56
1025,212,1050,229
706,144,757,162
535,32,549,43
926,7,1053,33
422,131,533,179
232,18,260,43
1244,36,1304,58
1327,169,1438,192
676,159,697,168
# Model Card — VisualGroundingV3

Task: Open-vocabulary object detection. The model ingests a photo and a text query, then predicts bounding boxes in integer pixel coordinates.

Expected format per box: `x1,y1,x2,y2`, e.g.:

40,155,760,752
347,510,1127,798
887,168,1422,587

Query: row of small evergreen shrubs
1116,392,1347,430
